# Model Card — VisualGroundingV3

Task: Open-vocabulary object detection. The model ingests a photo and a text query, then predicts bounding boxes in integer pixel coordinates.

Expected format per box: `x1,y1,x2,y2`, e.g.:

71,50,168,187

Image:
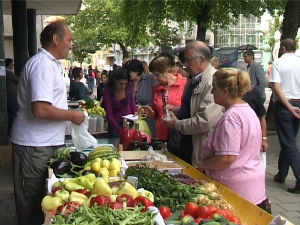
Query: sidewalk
0,131,299,225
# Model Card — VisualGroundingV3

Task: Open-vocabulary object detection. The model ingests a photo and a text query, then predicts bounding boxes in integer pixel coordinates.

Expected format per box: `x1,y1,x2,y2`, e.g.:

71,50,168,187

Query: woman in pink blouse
198,68,271,213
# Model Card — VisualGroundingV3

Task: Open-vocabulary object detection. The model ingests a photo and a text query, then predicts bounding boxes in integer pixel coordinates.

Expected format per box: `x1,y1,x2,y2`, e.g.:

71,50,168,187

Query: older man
165,41,223,167
11,21,85,225
269,38,300,194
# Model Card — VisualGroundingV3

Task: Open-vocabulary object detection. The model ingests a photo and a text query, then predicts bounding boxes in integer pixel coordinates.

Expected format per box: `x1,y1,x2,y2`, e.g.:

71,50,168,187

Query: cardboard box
0,145,12,166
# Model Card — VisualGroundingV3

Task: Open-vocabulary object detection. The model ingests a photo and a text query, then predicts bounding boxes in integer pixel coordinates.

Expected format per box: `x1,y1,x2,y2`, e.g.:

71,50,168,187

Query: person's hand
290,106,300,119
71,111,85,125
262,140,268,152
163,111,178,129
133,111,139,116
141,105,155,118
166,104,179,113
198,160,205,171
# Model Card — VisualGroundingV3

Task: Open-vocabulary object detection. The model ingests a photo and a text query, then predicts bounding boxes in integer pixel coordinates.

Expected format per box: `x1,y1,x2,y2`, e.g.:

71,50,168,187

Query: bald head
185,41,211,60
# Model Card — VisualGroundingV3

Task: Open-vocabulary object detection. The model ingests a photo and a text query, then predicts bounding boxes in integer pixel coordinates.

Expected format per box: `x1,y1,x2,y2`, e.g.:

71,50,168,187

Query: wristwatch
262,136,268,141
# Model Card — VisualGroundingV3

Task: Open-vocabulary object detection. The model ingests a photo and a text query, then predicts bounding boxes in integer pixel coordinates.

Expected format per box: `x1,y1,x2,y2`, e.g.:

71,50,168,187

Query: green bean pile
52,206,156,225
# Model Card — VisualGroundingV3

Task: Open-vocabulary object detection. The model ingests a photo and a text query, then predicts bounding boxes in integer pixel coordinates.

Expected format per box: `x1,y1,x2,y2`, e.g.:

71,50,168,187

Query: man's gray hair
185,41,211,60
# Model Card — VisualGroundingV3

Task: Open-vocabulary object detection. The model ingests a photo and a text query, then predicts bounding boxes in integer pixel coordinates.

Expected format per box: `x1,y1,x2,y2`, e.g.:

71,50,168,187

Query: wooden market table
165,152,294,225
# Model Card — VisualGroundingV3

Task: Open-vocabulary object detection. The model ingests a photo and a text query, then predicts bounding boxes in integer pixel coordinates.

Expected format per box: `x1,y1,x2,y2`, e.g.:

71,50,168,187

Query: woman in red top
143,53,187,141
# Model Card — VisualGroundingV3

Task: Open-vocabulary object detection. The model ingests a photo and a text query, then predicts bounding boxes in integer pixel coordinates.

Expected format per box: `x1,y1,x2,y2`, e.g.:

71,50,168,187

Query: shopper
69,67,90,100
269,38,300,194
103,68,138,138
11,21,85,225
143,53,187,142
198,68,270,212
243,50,266,102
164,41,222,165
5,58,19,134
97,70,109,101
124,59,155,136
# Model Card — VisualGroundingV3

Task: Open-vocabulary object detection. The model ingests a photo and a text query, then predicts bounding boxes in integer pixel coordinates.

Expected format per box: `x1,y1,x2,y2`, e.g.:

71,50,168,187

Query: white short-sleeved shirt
202,104,266,204
269,53,300,100
11,48,68,146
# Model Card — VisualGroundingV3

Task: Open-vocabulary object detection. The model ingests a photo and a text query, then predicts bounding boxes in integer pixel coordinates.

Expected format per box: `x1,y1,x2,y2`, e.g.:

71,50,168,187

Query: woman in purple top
103,68,138,138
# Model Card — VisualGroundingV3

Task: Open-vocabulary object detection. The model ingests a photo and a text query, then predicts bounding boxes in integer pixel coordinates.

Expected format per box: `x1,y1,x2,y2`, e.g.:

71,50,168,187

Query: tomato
230,216,241,224
184,202,198,218
159,206,172,220
215,209,233,220
195,206,210,218
194,217,204,223
207,205,217,216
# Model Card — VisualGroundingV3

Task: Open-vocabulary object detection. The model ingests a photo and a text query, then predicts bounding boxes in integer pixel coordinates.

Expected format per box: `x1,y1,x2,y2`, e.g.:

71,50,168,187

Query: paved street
0,131,299,225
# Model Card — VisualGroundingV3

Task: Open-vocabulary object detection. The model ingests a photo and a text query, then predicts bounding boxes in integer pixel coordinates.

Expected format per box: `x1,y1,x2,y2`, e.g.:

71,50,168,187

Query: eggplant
51,159,72,176
69,152,88,166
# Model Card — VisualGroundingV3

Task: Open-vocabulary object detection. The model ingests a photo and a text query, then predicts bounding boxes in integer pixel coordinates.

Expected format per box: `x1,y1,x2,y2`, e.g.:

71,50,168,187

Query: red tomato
195,206,210,218
207,205,217,216
195,217,204,223
184,202,198,218
159,206,172,220
230,216,241,224
215,209,233,220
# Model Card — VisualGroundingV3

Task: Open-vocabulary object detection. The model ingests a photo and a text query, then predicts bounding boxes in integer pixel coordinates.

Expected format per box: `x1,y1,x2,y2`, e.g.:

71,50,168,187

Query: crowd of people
5,20,300,225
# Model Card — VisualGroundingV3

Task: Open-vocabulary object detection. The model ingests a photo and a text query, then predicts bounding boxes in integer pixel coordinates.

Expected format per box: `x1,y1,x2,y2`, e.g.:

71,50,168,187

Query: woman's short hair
214,68,251,98
124,59,144,76
72,67,83,79
40,21,67,47
109,68,129,91
149,52,175,74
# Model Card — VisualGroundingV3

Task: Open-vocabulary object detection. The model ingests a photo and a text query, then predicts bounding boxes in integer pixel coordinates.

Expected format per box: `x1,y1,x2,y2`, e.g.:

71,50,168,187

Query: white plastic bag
71,111,98,151
261,152,267,169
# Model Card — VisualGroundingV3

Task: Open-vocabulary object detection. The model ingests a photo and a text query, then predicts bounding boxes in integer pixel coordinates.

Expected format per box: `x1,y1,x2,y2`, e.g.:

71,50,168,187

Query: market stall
43,139,294,225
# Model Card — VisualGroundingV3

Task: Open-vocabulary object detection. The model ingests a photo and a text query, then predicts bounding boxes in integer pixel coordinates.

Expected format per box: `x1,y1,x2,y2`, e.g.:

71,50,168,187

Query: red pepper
52,187,63,195
90,195,111,207
109,202,124,210
57,201,80,215
75,189,91,197
132,196,154,212
116,194,134,207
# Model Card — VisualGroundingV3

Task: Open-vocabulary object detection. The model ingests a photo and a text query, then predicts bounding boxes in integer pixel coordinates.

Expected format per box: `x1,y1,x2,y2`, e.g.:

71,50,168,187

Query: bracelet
262,136,268,141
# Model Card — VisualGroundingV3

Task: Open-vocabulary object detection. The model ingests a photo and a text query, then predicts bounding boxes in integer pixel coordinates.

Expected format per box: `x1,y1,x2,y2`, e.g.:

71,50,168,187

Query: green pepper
55,190,70,202
63,180,84,192
75,173,96,190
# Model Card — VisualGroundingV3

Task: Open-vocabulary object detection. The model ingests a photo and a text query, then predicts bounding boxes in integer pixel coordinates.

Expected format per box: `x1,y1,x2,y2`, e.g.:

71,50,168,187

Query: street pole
0,0,8,145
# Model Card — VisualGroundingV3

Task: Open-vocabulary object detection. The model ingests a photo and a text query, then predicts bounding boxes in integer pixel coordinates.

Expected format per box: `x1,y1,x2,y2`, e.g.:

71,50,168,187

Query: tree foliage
67,0,182,62
124,0,286,41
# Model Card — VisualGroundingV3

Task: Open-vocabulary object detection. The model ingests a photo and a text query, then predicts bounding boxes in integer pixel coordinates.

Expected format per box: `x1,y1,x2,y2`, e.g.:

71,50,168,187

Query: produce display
43,145,250,225
78,99,106,117
125,165,232,212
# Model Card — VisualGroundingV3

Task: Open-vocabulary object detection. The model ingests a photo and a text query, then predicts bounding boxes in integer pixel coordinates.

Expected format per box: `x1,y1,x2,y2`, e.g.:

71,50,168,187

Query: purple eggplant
51,159,72,176
69,152,88,166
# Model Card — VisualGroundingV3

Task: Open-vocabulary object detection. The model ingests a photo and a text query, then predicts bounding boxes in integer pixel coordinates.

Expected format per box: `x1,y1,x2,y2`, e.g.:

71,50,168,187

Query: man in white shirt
11,21,85,224
269,38,300,194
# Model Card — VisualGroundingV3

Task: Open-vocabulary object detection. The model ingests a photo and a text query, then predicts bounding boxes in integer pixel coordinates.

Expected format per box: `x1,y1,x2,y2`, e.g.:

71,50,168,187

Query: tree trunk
281,0,300,40
196,4,211,41
118,43,129,59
